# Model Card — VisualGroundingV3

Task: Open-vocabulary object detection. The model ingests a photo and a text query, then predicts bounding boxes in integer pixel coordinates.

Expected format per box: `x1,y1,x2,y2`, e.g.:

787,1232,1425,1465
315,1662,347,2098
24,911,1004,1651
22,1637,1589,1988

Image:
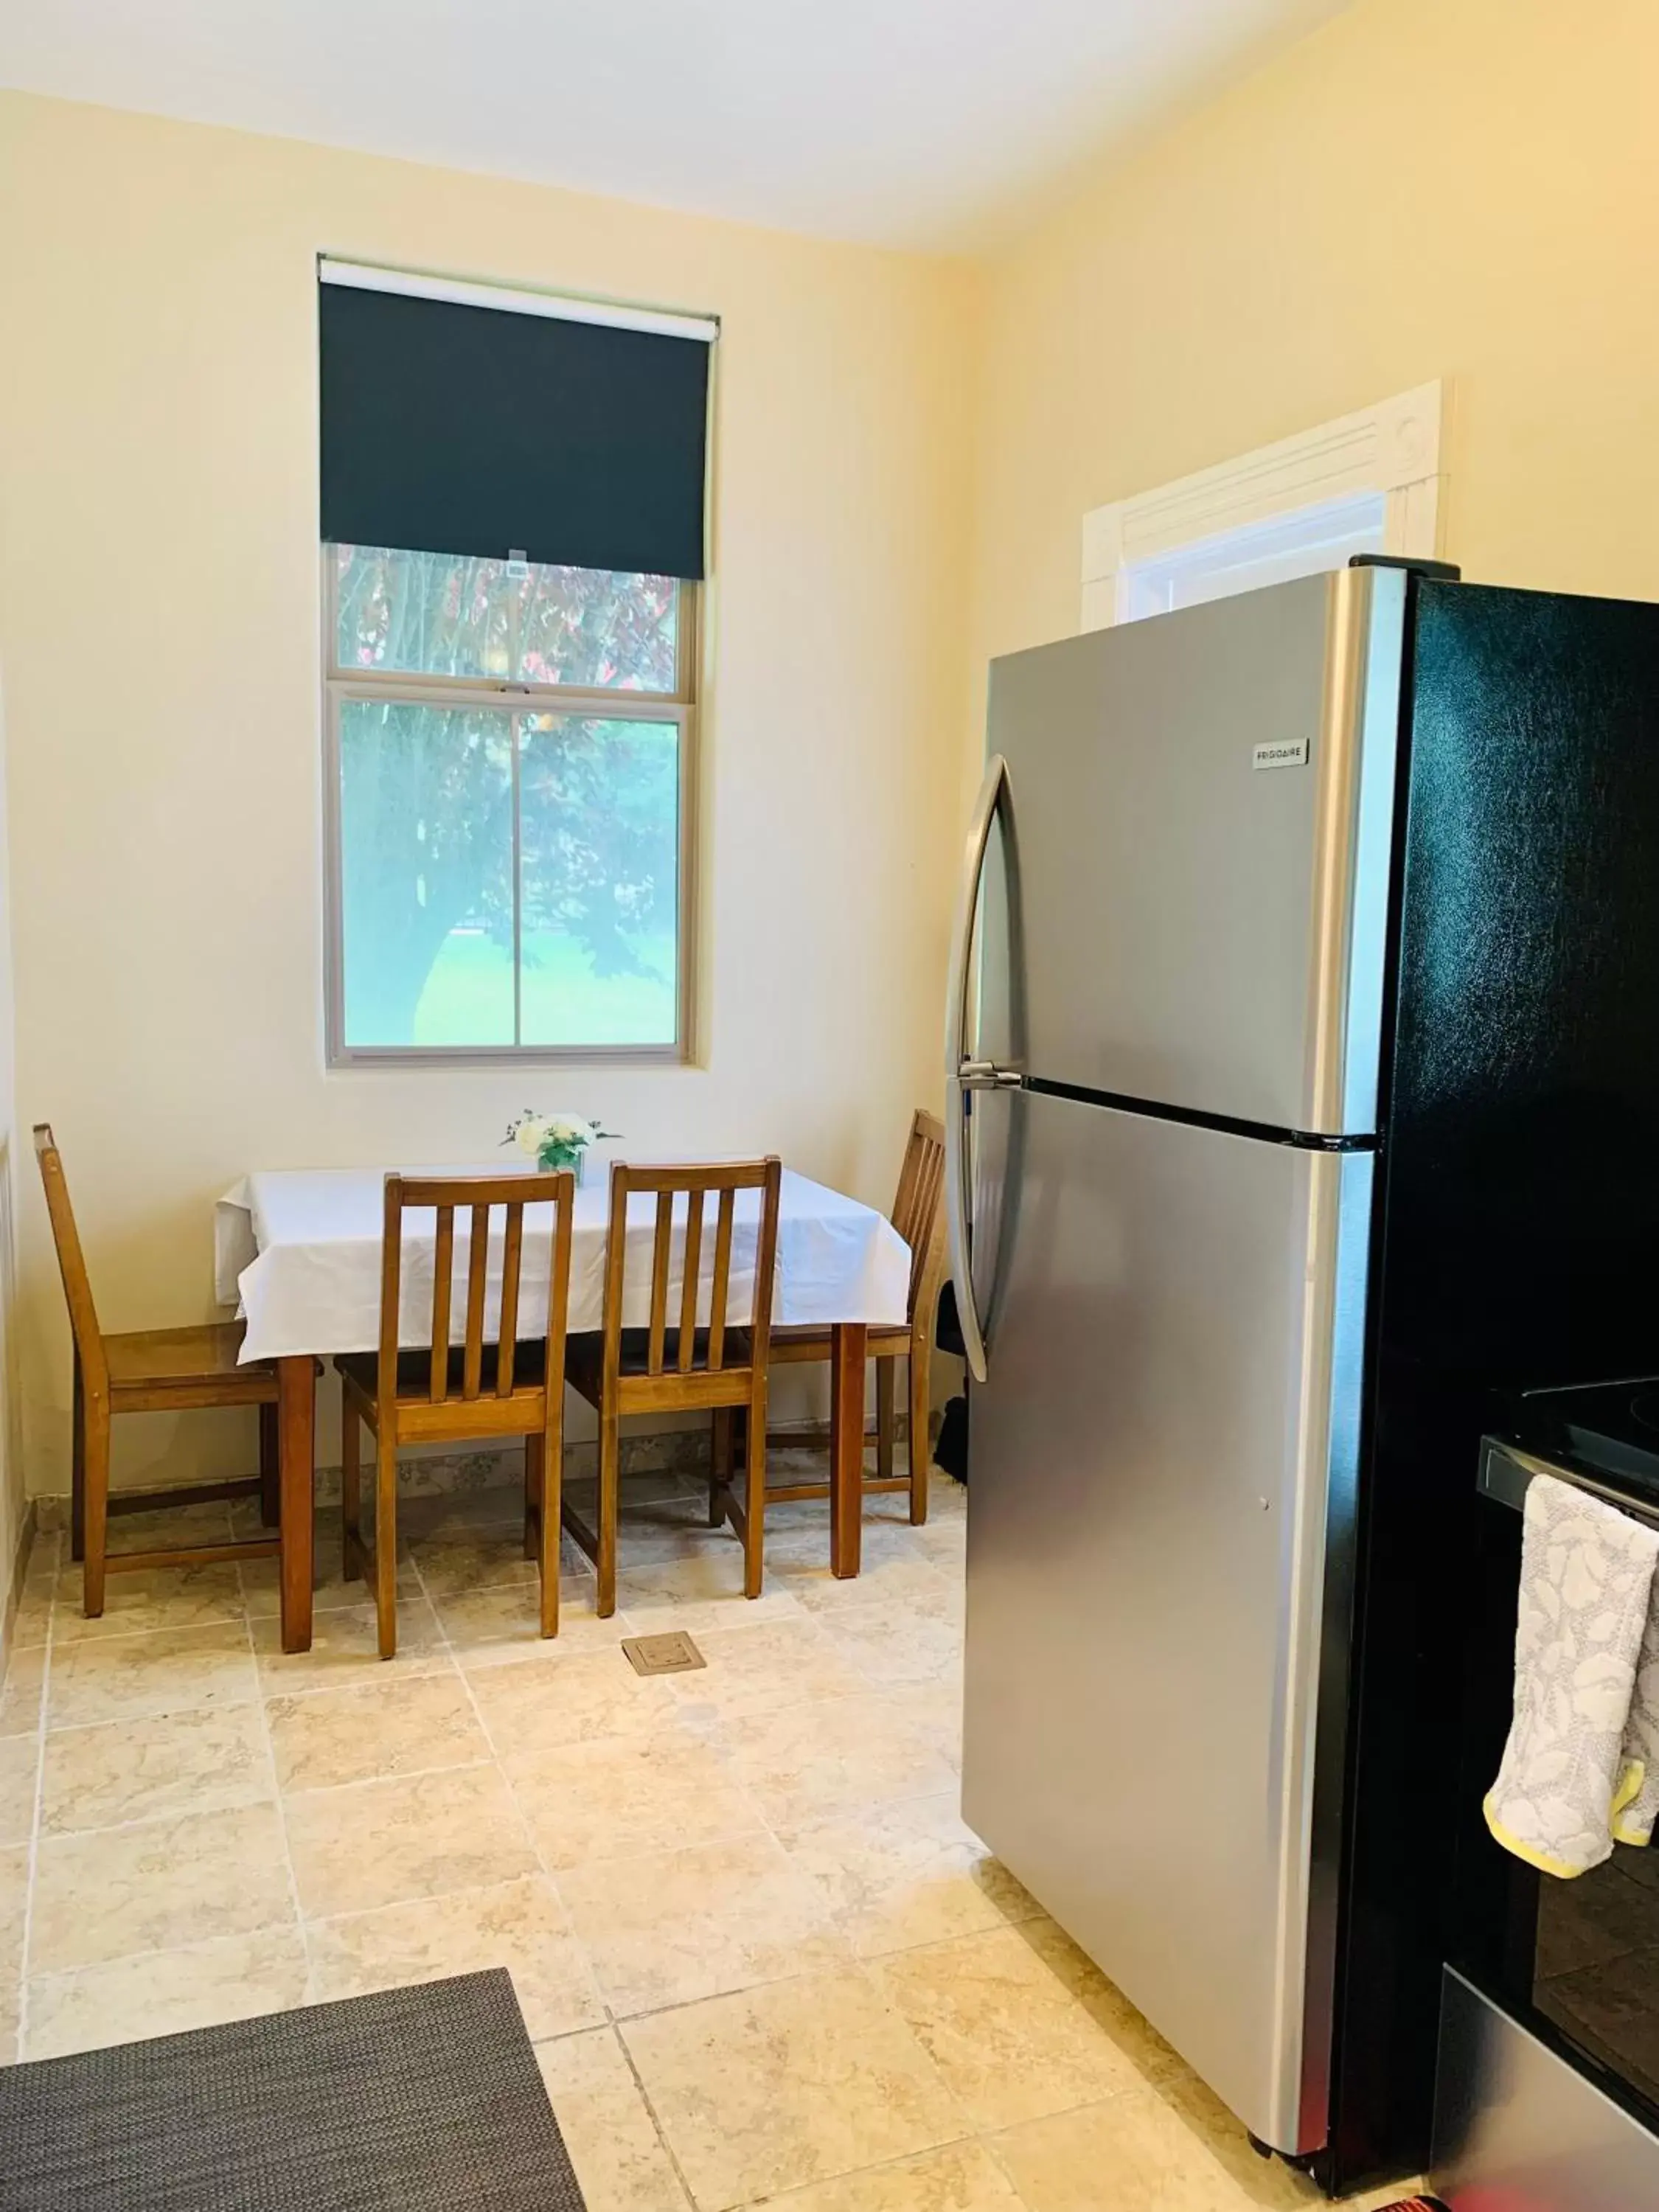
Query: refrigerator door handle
958,1060,1023,1088
945,753,1012,1383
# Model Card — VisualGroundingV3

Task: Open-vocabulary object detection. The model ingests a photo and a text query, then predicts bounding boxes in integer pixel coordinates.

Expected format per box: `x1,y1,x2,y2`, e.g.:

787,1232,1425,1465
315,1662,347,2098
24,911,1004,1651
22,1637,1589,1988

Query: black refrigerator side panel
1377,582,1659,1382
1329,581,1659,2191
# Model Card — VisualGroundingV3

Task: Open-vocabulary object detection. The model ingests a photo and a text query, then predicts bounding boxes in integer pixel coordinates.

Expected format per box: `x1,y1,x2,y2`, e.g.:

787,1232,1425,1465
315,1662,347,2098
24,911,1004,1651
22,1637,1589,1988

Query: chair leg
908,1346,931,1526
82,1395,111,1619
742,1391,767,1601
341,1403,362,1580
70,1352,86,1565
535,1431,561,1640
709,1408,732,1528
875,1357,896,1484
374,1427,398,1660
258,1402,280,1528
525,1433,543,1563
597,1410,620,1618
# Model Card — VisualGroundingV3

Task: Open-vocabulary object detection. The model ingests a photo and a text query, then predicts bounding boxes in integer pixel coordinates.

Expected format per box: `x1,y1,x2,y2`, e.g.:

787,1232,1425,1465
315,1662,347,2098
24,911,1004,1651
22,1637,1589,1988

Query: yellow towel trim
1611,1759,1649,1848
1484,1792,1596,1879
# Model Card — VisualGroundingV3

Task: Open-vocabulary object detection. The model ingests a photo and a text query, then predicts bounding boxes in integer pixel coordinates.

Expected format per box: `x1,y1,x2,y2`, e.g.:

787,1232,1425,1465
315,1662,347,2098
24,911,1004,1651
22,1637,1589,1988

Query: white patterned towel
1613,1573,1659,1847
1485,1472,1659,1877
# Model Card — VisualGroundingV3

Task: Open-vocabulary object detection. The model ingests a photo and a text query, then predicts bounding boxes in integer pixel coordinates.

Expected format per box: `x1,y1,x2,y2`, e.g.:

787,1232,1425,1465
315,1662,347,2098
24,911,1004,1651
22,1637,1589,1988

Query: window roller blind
319,268,712,580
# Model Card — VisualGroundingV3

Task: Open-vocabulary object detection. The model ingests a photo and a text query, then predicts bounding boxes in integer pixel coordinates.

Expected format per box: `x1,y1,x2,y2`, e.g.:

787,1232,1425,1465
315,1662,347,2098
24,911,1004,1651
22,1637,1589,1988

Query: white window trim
1080,380,1446,631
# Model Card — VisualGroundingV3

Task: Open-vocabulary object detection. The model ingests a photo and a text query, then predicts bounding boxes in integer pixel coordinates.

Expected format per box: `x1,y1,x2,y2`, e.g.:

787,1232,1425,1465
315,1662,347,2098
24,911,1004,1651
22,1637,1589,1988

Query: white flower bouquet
504,1110,619,1178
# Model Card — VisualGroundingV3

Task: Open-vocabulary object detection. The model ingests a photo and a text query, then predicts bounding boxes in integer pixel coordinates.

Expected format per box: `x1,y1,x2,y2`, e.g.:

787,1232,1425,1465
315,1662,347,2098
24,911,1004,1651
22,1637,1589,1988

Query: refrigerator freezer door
961,1086,1371,2155
984,565,1405,1135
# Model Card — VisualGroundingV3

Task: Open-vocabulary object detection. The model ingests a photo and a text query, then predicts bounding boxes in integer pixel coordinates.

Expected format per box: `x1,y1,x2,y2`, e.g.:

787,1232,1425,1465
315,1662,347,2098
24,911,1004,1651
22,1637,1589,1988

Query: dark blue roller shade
319,280,710,580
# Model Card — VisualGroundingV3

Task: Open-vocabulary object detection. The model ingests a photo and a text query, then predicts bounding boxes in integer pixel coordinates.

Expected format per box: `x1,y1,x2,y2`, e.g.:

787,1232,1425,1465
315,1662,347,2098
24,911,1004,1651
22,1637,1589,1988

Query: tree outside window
327,545,691,1059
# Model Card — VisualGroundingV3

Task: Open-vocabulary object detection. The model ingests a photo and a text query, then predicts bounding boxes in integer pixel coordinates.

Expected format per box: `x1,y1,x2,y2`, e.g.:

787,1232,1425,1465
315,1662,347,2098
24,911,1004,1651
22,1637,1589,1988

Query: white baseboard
0,1493,38,1686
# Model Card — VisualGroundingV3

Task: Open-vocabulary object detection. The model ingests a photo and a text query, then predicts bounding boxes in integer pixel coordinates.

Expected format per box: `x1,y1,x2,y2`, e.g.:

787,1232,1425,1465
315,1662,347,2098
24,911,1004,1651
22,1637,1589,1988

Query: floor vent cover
621,1630,706,1677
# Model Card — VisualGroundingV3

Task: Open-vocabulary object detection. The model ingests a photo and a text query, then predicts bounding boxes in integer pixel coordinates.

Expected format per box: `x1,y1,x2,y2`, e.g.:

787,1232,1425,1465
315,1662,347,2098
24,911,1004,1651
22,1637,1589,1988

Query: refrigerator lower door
962,1086,1371,2156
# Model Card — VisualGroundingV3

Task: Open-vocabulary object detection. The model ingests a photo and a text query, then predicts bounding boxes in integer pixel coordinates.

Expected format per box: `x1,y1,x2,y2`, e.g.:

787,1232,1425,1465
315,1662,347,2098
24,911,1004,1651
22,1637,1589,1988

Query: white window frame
1080,381,1446,630
322,554,699,1068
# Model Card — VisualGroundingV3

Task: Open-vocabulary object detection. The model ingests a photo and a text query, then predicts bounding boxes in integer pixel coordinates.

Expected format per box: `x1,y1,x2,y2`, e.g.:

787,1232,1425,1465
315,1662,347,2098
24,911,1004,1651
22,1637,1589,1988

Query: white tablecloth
215,1163,911,1363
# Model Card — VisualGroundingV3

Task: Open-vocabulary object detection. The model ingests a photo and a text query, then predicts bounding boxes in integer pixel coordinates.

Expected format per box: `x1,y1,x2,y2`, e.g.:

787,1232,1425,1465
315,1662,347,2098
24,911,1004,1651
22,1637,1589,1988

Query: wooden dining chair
334,1169,575,1659
33,1123,288,1619
725,1107,947,1526
563,1158,783,1617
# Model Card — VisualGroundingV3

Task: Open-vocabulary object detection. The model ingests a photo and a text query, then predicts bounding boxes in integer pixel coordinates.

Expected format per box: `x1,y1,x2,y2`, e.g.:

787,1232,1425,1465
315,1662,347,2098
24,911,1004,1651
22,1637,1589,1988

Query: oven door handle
1477,1436,1659,1528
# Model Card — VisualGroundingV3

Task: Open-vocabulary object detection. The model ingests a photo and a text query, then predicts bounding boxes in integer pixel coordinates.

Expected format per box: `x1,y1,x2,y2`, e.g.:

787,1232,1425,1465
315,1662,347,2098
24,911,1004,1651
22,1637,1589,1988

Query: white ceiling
0,0,1350,250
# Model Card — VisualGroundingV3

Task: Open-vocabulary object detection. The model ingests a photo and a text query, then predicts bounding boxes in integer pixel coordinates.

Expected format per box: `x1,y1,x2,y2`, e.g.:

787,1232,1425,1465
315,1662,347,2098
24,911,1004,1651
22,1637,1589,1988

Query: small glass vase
538,1145,586,1186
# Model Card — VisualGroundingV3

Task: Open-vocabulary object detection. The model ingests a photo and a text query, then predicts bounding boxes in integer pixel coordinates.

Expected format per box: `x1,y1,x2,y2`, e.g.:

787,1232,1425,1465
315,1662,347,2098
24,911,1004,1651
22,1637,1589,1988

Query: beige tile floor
0,1460,1411,2212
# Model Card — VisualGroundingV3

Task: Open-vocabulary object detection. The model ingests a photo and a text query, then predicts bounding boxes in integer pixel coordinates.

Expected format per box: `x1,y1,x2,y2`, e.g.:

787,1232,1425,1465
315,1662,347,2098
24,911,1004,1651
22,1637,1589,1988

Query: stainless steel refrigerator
946,560,1659,2194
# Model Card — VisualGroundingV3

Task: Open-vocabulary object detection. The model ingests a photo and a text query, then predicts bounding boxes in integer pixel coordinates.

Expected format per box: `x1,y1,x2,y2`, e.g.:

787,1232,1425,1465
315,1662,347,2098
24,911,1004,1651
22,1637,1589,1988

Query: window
1081,382,1444,630
319,261,714,1062
1117,492,1386,620
327,548,692,1054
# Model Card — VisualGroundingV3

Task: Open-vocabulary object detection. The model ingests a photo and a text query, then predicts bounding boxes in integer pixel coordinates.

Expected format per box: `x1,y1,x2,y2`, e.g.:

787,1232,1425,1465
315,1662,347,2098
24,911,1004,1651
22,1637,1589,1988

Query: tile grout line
414,1534,740,2212
259,1524,505,1983
26,1738,504,1846
604,2017,703,2212
254,1750,501,1811
741,2136,1032,2212
296,1867,555,1935
21,1919,325,2003
39,1619,250,1691
973,2095,1115,2203
798,2128,1034,2212
26,1780,281,1848
238,1607,316,2002
405,1539,616,2036
408,1540,710,2206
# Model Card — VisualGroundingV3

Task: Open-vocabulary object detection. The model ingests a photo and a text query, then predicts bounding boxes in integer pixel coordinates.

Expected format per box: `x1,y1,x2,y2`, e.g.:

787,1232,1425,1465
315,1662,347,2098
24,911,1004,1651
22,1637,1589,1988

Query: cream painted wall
971,0,1659,740
0,93,978,1494
0,666,27,1638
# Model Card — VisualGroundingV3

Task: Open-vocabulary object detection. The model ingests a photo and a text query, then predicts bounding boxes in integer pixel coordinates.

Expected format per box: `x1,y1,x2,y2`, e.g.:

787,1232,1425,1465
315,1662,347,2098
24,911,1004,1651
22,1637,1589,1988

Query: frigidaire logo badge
1251,737,1311,771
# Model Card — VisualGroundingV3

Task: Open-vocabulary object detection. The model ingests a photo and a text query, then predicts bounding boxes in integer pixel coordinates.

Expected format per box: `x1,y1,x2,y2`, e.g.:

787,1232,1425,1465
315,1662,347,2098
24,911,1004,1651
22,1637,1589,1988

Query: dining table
215,1160,913,1651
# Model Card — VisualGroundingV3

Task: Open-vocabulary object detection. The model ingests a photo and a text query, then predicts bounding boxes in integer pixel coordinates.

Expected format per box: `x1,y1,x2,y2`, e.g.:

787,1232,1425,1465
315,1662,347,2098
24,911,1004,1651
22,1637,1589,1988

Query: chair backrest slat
600,1179,629,1394
891,1110,947,1323
647,1192,673,1376
602,1160,782,1385
496,1203,524,1397
747,1166,782,1361
545,1186,574,1456
32,1125,110,1397
462,1203,490,1399
378,1170,574,1416
708,1188,734,1372
677,1189,704,1373
379,1175,403,1409
429,1206,455,1403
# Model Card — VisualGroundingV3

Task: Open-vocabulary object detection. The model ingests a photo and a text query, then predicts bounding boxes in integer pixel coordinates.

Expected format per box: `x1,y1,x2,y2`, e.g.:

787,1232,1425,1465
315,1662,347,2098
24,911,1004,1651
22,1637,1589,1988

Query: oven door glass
1533,1840,1659,2110
1451,1461,1659,2132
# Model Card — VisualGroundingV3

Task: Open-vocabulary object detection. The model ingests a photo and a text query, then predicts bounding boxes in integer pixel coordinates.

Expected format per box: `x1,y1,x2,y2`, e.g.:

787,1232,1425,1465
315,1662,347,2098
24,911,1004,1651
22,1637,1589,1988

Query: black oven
1434,1384,1659,2206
